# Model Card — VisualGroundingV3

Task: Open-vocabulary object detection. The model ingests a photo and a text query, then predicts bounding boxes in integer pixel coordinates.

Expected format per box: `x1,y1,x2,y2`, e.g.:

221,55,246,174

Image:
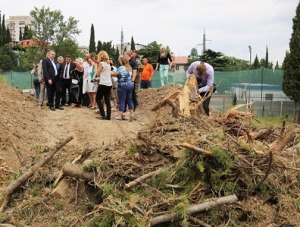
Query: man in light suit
58,55,76,106
42,50,64,111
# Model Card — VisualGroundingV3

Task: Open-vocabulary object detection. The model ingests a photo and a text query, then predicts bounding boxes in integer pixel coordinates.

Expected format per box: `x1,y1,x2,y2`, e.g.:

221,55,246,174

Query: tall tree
96,40,102,53
89,24,96,54
253,54,260,69
190,48,198,57
130,36,135,50
19,28,22,41
2,15,6,46
283,2,300,123
275,61,280,70
30,6,81,59
0,13,2,47
5,27,11,44
265,46,269,68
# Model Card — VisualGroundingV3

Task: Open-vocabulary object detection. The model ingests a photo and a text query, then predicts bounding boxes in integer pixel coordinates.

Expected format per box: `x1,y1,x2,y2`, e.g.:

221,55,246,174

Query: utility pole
202,29,211,54
121,27,124,55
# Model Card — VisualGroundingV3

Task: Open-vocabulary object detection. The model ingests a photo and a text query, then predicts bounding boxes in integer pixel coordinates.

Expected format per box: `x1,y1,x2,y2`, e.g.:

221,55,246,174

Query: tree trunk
150,194,238,226
0,135,74,212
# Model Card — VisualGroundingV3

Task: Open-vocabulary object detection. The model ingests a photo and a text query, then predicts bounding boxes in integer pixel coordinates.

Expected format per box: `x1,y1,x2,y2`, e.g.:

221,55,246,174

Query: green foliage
53,202,63,211
30,6,81,56
294,198,300,212
253,54,260,69
52,38,83,59
126,144,137,156
83,161,97,172
34,145,49,154
89,24,96,53
130,36,135,50
85,213,114,227
282,2,300,107
189,49,249,71
0,75,6,83
170,195,190,227
190,47,198,57
31,187,39,197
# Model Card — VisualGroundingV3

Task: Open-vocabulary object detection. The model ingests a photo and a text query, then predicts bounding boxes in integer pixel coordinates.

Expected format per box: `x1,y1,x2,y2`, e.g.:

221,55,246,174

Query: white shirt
99,62,112,86
49,57,58,76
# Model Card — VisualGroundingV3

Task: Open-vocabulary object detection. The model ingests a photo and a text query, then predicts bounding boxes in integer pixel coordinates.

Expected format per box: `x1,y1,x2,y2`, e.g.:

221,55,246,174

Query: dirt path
40,105,148,148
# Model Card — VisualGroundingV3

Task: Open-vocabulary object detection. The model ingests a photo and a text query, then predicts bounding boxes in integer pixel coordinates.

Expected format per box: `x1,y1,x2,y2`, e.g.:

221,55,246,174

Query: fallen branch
250,150,273,193
0,135,74,212
125,169,160,189
9,139,24,165
179,143,213,157
149,194,238,226
151,91,180,111
189,216,212,227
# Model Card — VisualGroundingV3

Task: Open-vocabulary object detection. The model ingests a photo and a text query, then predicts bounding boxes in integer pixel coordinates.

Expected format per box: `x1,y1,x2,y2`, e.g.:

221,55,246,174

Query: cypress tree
282,2,300,122
0,13,2,47
2,15,6,46
96,40,102,53
265,46,269,68
130,36,135,50
253,54,260,69
5,27,11,44
19,28,22,41
89,24,96,53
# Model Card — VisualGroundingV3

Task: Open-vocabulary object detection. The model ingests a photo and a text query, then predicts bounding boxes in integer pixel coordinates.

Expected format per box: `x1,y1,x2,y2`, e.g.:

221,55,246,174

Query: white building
230,83,290,101
7,16,33,42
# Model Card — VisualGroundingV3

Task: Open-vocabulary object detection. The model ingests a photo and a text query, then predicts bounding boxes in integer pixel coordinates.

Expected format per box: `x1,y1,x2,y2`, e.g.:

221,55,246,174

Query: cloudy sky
1,0,298,65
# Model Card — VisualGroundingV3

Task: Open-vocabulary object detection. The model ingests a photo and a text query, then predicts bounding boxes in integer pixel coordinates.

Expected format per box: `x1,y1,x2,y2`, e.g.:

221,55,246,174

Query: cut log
253,126,275,140
51,178,69,199
0,135,74,212
179,143,213,157
150,194,238,226
61,162,94,182
269,128,299,152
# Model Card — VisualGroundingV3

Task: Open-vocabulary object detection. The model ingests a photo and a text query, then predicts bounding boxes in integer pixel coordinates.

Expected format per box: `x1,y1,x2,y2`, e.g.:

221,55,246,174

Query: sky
0,0,298,65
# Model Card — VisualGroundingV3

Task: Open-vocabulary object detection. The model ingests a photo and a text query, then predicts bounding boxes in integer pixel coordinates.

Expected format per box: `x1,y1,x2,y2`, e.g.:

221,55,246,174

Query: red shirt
141,63,153,80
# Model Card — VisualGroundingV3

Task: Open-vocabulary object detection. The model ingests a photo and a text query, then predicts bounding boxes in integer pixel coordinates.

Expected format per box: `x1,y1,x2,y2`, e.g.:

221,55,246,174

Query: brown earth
1,82,300,227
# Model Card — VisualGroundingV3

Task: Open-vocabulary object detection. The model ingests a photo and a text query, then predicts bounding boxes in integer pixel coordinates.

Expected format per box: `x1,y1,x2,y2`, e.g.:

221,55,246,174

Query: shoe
64,103,69,106
90,107,96,110
56,106,64,110
73,104,81,108
113,117,122,121
87,105,92,108
121,114,126,120
50,107,55,111
96,116,107,120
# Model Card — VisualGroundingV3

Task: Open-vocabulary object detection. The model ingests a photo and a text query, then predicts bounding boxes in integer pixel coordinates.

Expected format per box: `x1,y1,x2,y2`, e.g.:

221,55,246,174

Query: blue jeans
117,82,134,111
141,80,151,89
159,64,169,86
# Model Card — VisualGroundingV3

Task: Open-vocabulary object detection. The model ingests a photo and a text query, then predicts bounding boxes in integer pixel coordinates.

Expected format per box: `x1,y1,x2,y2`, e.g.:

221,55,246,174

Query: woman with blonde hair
155,45,172,86
95,50,113,120
111,56,135,121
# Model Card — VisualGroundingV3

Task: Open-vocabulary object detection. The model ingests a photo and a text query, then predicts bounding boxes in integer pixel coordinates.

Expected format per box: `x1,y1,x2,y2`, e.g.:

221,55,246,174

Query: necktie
64,63,69,79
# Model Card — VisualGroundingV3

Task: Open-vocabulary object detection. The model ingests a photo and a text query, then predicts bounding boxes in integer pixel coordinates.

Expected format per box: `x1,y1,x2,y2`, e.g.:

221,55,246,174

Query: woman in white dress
84,58,98,109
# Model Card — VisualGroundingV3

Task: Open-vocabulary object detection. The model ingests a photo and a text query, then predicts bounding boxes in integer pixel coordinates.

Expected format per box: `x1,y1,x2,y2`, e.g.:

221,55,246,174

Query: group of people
32,46,215,118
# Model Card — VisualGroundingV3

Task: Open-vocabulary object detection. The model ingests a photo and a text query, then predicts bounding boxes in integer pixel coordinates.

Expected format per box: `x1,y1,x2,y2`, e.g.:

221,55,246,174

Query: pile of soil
1,82,300,227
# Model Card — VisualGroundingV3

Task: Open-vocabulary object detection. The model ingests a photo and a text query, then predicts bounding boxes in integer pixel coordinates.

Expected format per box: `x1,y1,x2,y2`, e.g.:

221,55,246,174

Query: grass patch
253,116,294,127
0,75,6,83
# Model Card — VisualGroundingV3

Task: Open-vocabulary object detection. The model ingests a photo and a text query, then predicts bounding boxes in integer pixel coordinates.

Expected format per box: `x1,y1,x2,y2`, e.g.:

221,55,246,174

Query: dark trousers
60,79,71,105
96,85,112,120
200,92,211,116
141,80,152,89
46,77,61,108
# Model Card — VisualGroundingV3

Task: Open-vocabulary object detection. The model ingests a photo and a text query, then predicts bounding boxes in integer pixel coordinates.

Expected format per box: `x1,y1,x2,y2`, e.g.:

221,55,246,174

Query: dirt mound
1,82,300,227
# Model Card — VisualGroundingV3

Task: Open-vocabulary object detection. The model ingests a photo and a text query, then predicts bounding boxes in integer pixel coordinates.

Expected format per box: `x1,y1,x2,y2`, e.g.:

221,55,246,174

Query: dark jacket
42,57,57,83
58,62,76,80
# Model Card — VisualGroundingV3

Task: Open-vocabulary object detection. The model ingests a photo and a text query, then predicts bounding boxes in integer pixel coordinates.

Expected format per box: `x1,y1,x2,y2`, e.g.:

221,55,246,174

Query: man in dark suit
58,55,76,106
42,50,64,111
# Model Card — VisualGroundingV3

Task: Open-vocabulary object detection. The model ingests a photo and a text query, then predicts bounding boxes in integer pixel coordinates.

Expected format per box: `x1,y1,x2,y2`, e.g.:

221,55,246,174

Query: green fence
1,68,284,94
